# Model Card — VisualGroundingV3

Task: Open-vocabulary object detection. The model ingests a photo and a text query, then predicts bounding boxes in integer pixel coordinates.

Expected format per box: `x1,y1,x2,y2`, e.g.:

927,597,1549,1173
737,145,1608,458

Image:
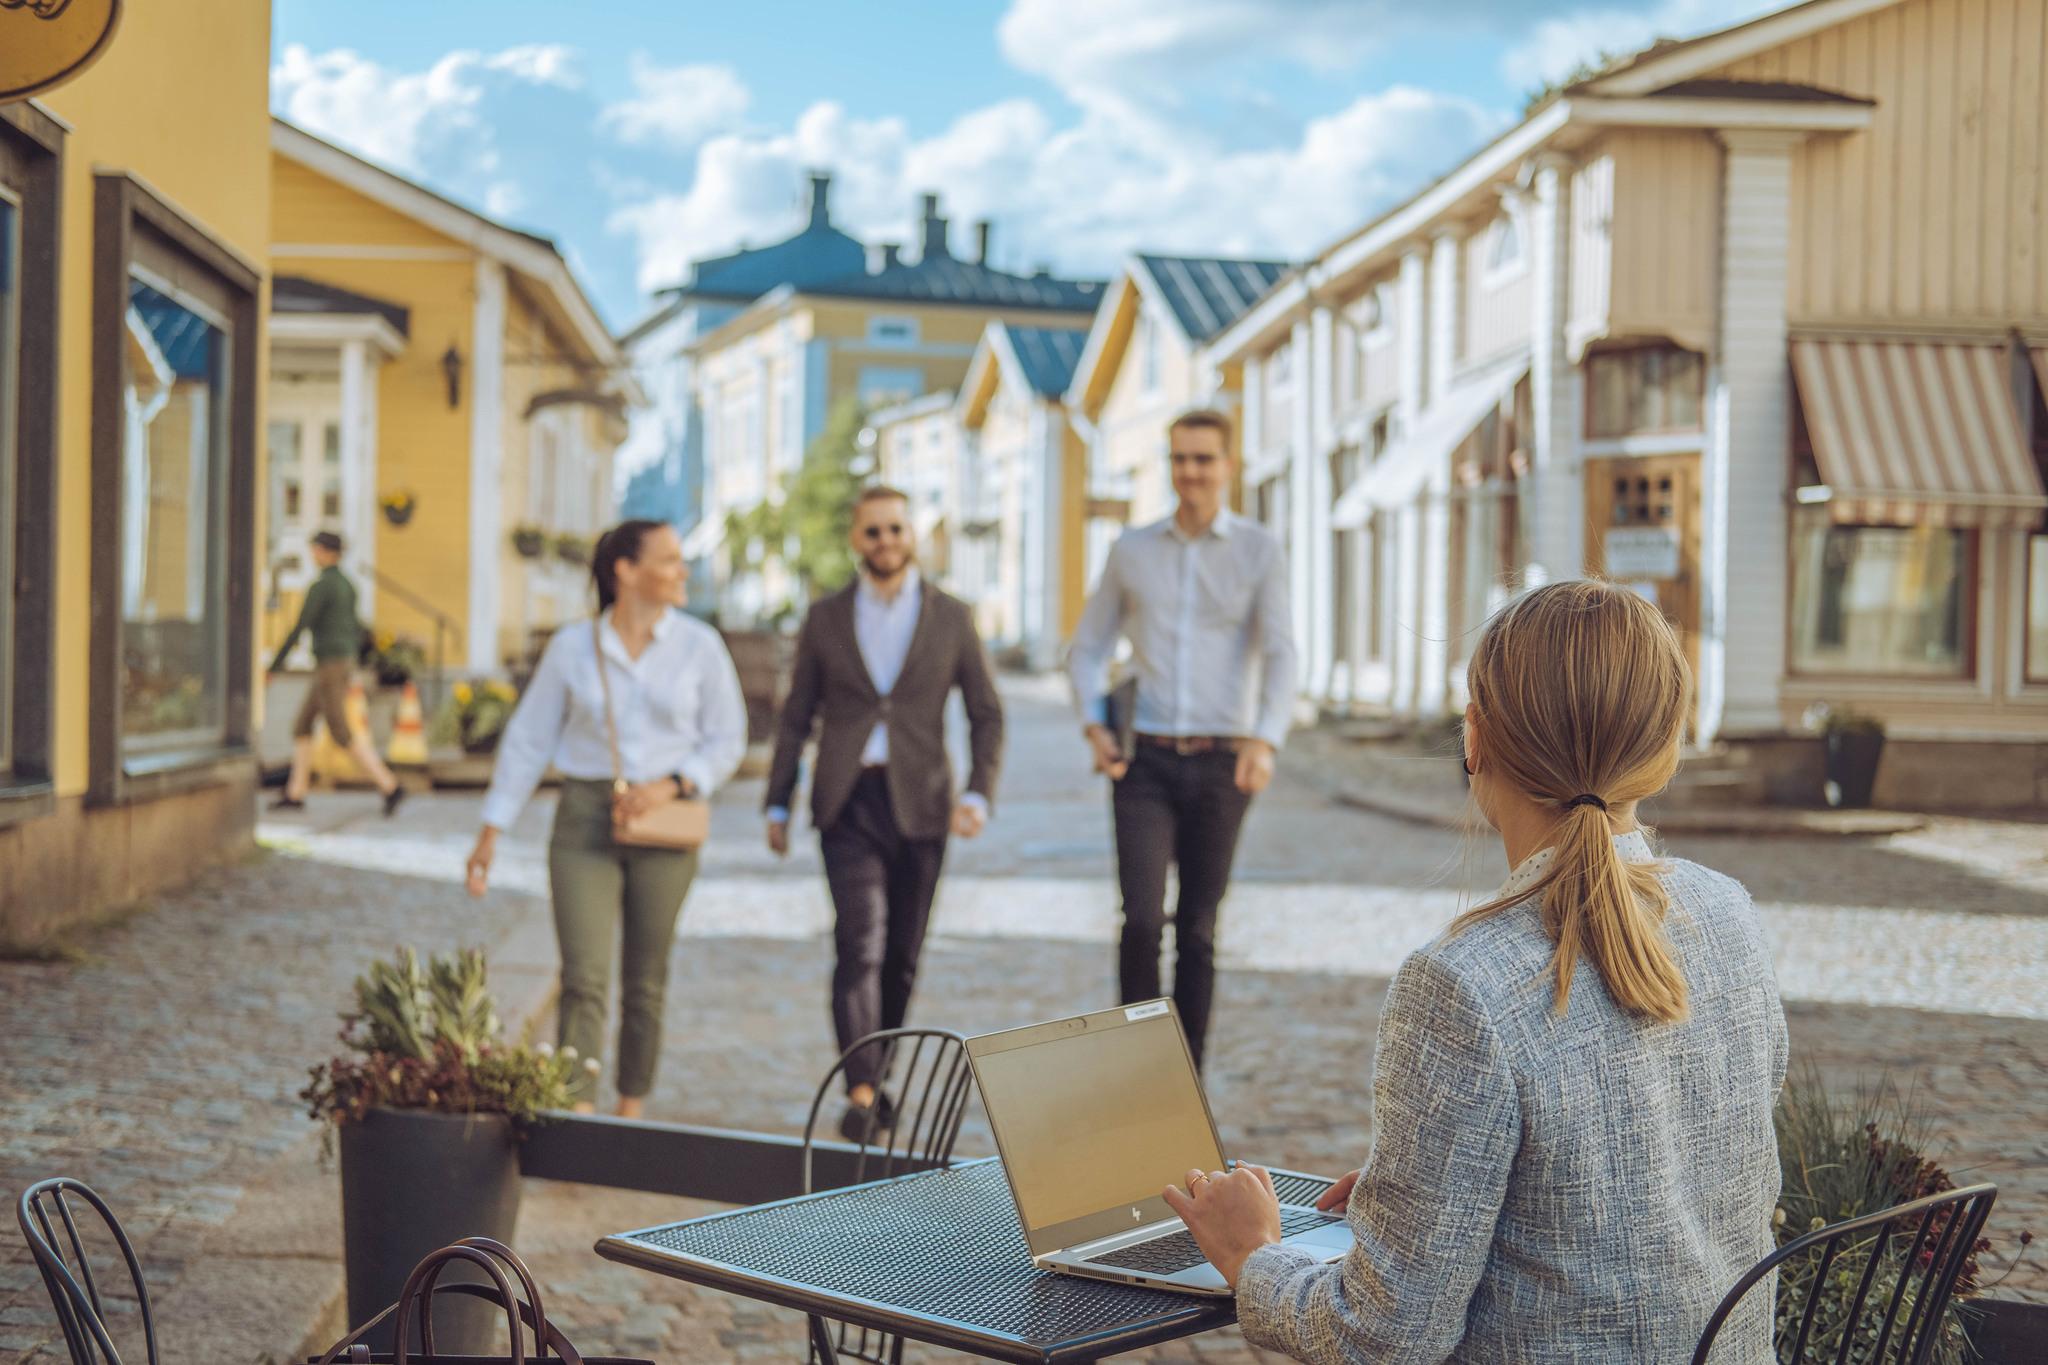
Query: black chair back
15,1178,160,1365
1691,1182,1996,1365
799,1028,976,1365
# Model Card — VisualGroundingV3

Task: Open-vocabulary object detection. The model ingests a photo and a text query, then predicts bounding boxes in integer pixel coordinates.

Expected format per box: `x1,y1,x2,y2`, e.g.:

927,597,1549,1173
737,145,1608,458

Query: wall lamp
441,344,464,409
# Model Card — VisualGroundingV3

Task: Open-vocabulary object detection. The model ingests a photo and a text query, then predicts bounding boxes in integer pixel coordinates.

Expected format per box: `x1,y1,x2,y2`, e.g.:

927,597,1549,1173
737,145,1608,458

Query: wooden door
1585,454,1702,692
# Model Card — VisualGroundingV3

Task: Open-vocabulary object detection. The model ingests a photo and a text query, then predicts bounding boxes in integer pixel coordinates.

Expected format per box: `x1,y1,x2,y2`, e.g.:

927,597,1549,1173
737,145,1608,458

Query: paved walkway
2,674,2042,1365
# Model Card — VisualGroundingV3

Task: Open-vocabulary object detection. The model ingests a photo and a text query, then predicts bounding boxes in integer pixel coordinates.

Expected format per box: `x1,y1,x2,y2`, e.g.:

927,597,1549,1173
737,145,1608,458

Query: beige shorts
292,659,354,745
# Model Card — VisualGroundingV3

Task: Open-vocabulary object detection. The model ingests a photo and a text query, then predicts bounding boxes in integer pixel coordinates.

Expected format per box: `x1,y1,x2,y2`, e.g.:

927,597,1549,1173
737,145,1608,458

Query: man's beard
860,547,916,581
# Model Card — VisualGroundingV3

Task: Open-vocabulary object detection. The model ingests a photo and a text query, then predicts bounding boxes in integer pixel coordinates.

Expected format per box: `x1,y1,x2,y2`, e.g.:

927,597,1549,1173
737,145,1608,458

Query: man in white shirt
765,487,1004,1139
1066,409,1295,1070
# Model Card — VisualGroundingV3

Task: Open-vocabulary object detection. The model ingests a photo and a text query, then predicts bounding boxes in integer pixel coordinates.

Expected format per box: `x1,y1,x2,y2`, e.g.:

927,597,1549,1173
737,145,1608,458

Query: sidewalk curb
1329,781,1930,838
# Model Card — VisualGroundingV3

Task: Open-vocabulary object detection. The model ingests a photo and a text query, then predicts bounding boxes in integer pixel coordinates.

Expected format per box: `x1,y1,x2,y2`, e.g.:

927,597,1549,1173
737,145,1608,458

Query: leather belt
1135,733,1243,756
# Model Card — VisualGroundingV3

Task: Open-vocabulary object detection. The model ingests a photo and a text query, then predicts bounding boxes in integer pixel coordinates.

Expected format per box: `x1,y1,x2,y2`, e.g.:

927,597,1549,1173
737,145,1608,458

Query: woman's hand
1315,1169,1361,1213
1162,1163,1284,1288
465,828,498,897
613,779,680,826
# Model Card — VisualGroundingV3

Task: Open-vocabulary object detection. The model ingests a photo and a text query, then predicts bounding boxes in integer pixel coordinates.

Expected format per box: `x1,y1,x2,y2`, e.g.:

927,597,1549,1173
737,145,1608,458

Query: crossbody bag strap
590,615,625,791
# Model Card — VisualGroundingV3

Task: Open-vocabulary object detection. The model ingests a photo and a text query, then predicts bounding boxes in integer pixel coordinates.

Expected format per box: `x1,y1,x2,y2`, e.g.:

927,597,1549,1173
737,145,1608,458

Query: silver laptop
965,1000,1352,1296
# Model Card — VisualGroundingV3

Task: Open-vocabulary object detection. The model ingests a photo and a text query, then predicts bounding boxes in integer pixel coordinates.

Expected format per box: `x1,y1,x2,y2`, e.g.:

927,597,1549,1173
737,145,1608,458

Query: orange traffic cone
387,681,429,767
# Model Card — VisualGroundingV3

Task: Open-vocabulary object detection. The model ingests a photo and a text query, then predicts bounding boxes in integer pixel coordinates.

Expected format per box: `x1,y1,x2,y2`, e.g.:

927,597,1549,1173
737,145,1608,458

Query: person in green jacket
267,530,405,816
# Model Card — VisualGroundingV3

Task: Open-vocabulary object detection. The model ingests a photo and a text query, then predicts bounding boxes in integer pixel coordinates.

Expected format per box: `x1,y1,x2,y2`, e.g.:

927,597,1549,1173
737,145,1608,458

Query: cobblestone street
3,675,2043,1363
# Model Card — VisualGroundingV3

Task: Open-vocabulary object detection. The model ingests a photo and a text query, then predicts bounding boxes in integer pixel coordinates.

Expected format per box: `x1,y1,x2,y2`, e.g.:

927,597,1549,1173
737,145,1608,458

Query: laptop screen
969,1003,1225,1241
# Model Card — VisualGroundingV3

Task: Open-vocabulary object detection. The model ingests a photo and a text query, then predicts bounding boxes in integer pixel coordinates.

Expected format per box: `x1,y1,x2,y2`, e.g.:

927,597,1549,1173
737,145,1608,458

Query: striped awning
1790,338,2046,530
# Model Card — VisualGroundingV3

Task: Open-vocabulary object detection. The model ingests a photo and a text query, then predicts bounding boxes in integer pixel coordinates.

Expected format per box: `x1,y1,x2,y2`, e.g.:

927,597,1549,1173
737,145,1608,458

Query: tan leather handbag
593,619,710,850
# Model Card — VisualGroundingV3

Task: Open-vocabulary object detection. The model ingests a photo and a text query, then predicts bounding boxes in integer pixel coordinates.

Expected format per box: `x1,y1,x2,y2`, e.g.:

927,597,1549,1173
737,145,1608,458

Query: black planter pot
338,1107,522,1353
383,502,416,528
1968,1298,2048,1365
1823,729,1886,808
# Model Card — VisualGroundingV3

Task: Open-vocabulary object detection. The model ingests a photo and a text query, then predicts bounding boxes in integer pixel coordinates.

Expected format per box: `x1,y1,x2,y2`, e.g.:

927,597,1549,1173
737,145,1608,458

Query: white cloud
271,43,578,175
1498,0,1779,91
597,56,750,150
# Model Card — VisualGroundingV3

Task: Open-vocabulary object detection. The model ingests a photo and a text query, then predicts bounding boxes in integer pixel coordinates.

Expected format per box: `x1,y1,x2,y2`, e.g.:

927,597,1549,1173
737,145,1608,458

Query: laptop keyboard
1084,1206,1336,1275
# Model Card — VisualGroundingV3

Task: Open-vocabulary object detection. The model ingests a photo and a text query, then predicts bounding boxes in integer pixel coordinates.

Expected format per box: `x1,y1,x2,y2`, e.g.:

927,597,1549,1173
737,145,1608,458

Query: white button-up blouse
479,610,748,832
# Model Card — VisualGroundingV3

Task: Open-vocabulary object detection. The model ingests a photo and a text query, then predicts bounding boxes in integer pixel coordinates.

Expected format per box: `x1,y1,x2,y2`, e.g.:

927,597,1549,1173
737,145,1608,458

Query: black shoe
838,1091,897,1143
268,795,306,811
383,786,408,818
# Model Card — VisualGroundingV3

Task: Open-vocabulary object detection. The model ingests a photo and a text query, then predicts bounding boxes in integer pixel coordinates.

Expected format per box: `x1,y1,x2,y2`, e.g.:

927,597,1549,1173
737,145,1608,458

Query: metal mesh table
597,1157,1336,1363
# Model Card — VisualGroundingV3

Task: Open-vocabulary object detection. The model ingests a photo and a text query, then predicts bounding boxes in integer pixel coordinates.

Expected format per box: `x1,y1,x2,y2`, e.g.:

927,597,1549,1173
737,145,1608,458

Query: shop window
866,315,919,349
2028,535,2048,685
1788,509,1972,678
1483,209,1526,283
92,172,260,799
1586,345,1705,438
1,110,61,815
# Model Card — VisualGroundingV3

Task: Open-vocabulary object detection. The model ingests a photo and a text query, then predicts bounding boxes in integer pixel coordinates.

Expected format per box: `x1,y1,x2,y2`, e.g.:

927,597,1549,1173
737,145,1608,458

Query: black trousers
1111,744,1254,1070
820,769,947,1091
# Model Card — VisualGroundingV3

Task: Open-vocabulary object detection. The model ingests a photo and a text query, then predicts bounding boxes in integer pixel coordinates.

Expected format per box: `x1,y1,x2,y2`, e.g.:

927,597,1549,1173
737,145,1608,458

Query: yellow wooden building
1,0,274,943
688,191,1102,622
267,119,634,683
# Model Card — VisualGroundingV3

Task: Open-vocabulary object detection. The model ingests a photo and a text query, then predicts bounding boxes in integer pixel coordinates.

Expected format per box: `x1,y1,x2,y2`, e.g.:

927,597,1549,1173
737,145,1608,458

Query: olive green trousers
548,779,699,1103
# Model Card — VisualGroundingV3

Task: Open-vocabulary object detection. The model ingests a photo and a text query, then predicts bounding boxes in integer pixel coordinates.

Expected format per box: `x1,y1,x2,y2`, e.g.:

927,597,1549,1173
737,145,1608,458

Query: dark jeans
1111,744,1254,1069
820,769,948,1091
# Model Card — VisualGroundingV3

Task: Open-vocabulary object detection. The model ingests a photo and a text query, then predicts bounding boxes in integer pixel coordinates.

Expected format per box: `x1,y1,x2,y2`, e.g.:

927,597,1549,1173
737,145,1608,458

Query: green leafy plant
302,948,588,1151
553,532,591,566
718,394,870,601
429,679,518,754
362,629,428,687
1771,1066,2031,1363
1802,702,1885,739
510,523,547,558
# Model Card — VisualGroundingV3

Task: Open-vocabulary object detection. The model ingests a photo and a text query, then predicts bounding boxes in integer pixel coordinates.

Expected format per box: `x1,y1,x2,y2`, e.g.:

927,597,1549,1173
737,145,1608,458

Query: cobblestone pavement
2,674,2042,1365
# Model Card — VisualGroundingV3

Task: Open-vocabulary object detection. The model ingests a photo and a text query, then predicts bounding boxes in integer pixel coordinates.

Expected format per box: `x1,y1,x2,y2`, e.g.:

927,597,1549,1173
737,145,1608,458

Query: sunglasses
862,524,907,540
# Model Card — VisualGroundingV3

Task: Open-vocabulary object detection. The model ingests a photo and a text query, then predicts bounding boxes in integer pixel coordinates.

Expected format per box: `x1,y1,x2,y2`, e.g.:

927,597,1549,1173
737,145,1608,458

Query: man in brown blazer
765,486,1004,1138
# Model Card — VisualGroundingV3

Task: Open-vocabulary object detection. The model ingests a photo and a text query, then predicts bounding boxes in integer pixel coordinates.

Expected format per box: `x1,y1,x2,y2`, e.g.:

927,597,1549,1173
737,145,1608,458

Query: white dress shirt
1066,509,1296,749
855,566,922,766
480,609,748,832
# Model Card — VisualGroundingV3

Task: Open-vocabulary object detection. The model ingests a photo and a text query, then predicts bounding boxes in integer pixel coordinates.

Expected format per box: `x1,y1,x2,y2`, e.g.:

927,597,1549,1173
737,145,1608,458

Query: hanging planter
510,523,547,559
553,532,591,566
380,489,417,528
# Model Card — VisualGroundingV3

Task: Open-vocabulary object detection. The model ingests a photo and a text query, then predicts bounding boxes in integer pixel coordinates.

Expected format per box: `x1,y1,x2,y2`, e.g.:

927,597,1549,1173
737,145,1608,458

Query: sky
270,0,1779,331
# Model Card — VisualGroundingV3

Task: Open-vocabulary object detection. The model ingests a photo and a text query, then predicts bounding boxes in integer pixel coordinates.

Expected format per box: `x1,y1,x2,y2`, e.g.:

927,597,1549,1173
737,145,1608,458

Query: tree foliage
721,393,871,607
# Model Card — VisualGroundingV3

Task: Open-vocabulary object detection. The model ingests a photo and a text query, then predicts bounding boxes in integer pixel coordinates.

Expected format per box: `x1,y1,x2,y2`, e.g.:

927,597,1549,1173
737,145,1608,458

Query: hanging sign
1603,525,1681,580
1,0,122,104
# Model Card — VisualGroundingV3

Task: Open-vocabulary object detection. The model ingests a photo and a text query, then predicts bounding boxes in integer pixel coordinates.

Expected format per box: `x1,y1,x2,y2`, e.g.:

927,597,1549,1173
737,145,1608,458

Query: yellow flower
454,681,473,706
488,681,516,701
377,630,394,649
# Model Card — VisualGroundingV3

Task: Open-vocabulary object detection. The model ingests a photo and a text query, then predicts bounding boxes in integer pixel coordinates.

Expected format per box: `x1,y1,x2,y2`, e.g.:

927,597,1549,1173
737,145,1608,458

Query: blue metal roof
816,257,1103,312
1004,325,1089,399
1133,254,1291,342
680,220,868,303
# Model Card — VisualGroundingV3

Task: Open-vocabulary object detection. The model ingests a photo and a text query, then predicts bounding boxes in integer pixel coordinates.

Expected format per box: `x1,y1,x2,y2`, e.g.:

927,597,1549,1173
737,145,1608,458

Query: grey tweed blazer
1237,833,1788,1364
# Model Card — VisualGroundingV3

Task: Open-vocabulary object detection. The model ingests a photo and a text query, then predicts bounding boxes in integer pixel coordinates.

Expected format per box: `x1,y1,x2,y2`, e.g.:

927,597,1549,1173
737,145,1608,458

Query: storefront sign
1,0,121,104
1603,525,1682,580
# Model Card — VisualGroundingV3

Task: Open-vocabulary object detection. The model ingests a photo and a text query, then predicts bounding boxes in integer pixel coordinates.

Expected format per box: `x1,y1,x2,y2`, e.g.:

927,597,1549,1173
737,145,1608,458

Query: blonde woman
464,520,746,1117
1167,580,1787,1363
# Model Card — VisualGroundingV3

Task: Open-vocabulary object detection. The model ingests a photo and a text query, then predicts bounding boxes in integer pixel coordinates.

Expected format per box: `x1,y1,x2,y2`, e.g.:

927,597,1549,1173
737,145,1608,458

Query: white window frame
1482,207,1528,287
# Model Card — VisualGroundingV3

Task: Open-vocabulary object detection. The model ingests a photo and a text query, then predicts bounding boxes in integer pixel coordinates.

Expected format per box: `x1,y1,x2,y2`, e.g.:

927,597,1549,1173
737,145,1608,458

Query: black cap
311,530,344,553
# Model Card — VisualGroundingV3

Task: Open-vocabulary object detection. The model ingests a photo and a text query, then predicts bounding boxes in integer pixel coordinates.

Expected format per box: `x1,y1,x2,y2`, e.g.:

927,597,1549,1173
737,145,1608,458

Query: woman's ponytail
1452,580,1692,1024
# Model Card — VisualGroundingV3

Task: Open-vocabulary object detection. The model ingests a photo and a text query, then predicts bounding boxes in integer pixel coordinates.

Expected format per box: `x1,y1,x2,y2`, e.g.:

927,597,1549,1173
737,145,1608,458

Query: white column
1428,229,1463,404
1708,130,1804,739
1243,356,1263,462
1288,317,1315,672
467,260,508,673
340,340,378,624
1032,402,1063,671
1306,299,1337,699
1528,154,1581,586
1396,248,1428,431
1390,502,1421,716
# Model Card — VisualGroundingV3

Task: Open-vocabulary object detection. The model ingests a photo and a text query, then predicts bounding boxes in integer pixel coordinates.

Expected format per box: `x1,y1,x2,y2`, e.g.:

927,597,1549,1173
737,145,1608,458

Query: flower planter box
338,1106,521,1353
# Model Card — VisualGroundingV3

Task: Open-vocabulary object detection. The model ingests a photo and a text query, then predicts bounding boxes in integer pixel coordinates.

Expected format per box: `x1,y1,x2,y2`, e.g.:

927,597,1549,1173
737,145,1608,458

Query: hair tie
1564,793,1608,812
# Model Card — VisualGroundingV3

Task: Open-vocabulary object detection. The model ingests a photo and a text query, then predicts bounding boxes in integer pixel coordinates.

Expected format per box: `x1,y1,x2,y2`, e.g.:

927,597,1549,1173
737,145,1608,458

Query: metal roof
1004,325,1089,399
271,274,411,336
815,256,1103,311
1133,254,1291,342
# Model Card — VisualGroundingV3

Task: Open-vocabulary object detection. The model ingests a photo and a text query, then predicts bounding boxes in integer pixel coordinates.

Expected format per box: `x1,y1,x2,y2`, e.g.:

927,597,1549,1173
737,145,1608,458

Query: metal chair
15,1178,160,1365
1691,1182,1997,1365
798,1028,976,1365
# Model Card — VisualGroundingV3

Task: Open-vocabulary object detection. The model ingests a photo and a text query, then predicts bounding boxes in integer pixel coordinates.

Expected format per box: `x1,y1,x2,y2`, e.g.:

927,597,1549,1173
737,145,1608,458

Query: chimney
974,219,992,265
806,172,832,228
882,243,902,268
919,192,950,260
1031,262,1053,279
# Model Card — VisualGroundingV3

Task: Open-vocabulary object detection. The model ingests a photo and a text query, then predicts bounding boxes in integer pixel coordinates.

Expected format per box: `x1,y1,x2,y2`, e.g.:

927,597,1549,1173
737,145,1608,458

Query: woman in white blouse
464,519,747,1116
